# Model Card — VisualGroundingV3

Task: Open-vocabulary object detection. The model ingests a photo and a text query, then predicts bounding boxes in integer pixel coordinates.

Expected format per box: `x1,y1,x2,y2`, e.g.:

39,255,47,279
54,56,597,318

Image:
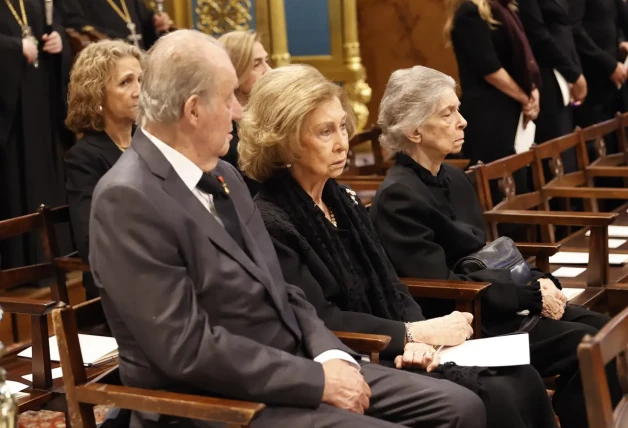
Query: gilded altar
146,0,372,131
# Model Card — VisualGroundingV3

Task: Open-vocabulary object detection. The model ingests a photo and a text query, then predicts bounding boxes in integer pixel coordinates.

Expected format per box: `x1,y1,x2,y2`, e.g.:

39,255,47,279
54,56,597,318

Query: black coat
60,0,157,49
451,1,523,165
370,155,551,336
519,0,581,142
255,187,425,360
569,0,628,104
65,131,122,299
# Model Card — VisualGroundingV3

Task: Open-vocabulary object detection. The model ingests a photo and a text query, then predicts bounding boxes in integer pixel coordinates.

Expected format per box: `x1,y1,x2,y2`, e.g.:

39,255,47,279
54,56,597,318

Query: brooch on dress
345,187,358,205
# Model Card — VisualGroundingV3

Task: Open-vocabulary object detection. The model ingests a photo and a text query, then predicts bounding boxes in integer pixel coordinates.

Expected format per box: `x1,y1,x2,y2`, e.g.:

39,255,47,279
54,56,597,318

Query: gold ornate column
342,0,371,131
267,0,290,66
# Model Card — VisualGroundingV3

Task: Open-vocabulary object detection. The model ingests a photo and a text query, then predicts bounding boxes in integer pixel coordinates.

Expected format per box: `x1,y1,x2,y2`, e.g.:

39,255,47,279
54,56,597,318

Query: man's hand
395,342,441,372
610,62,627,88
153,13,173,33
42,31,62,54
321,359,371,414
570,74,588,105
409,311,473,346
22,37,38,63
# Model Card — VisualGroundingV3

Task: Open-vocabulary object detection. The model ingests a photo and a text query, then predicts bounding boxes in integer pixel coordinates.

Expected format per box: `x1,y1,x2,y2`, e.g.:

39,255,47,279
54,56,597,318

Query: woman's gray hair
378,66,456,154
138,30,223,125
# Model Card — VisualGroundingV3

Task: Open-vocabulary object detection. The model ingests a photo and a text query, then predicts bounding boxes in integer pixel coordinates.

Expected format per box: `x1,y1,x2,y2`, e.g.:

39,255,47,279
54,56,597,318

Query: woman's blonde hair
65,40,143,133
238,64,356,182
444,0,516,43
218,30,259,86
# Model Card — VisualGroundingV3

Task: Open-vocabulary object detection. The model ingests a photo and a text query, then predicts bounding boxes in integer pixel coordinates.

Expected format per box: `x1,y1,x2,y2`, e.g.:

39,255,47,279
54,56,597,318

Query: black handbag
453,236,540,332
453,236,533,286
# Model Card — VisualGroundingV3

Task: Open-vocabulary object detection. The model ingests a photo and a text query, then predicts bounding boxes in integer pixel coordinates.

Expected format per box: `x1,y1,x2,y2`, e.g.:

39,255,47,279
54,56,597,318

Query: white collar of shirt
142,127,203,193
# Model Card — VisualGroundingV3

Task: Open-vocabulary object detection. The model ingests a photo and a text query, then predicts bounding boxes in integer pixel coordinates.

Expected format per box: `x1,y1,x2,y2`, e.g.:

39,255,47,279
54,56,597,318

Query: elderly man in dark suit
88,29,485,428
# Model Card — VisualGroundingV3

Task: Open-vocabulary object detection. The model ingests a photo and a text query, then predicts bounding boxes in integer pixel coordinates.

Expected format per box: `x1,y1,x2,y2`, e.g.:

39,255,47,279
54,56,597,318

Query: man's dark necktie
196,173,247,252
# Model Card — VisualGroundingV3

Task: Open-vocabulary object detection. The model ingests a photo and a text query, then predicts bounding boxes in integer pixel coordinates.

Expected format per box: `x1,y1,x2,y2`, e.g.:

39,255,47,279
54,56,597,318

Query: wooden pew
581,114,628,181
578,306,628,427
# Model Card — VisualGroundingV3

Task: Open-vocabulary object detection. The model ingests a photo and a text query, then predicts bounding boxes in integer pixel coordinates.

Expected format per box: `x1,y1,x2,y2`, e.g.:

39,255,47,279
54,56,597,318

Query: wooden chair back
533,132,628,211
581,114,628,185
578,306,628,427
52,302,264,428
346,125,387,175
472,150,548,241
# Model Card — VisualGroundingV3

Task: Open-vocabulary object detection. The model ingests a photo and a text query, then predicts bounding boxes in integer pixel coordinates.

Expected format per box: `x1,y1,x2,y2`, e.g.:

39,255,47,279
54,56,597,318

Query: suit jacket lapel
132,131,298,333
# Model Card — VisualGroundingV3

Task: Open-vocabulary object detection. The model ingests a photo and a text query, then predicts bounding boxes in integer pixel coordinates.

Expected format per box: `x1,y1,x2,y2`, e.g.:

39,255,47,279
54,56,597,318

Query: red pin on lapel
217,176,230,195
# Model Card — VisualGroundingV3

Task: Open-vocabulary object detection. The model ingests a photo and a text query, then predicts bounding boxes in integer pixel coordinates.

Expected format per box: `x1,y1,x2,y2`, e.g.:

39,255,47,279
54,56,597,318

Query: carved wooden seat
581,113,628,181
473,150,617,292
578,305,628,427
533,132,628,213
0,209,68,411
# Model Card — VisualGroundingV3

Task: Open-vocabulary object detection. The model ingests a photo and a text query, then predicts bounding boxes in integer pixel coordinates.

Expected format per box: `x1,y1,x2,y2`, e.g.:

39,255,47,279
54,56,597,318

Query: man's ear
183,95,201,124
405,127,422,144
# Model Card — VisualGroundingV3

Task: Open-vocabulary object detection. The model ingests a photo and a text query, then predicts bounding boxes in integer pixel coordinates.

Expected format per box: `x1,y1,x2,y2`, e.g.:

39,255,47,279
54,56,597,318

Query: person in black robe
59,0,172,50
238,64,559,428
519,0,586,144
64,39,143,299
570,0,628,134
0,0,71,269
370,65,621,428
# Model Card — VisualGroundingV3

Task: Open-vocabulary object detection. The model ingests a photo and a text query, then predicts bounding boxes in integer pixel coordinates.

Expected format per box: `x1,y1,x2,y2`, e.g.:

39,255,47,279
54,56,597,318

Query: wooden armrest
333,331,391,354
586,166,628,178
0,297,57,315
516,243,561,258
542,186,628,200
567,288,605,308
401,278,491,300
76,383,265,425
54,256,90,273
483,210,618,226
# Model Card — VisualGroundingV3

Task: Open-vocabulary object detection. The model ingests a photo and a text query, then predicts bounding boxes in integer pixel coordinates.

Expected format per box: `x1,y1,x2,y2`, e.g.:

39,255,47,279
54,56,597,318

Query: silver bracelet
405,322,415,343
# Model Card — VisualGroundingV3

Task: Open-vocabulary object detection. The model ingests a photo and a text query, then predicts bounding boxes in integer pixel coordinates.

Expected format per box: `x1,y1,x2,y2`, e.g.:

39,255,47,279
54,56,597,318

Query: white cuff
314,349,360,369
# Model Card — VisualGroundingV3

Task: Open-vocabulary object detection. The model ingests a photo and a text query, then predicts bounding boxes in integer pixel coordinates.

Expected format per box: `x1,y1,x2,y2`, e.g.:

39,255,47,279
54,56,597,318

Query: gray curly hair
378,66,456,154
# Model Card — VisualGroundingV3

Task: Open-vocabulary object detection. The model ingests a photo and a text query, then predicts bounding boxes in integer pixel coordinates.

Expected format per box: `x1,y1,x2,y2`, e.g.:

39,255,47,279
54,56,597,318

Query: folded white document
552,266,586,278
553,69,571,106
514,113,536,154
561,288,586,301
585,226,628,238
609,239,627,249
18,334,118,366
22,367,64,383
5,380,29,395
549,251,628,266
439,334,530,367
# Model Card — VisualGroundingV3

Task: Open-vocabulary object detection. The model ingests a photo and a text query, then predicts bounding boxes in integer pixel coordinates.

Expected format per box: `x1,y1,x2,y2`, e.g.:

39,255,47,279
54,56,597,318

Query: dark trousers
527,305,620,428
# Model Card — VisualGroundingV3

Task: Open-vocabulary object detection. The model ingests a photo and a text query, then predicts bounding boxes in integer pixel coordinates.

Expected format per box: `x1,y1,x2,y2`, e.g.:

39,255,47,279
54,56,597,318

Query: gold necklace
104,0,142,47
4,0,38,68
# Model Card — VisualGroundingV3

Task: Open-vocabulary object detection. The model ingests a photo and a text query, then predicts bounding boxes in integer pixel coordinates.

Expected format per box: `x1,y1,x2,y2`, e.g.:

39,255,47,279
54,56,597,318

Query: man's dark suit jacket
89,129,353,410
65,131,122,299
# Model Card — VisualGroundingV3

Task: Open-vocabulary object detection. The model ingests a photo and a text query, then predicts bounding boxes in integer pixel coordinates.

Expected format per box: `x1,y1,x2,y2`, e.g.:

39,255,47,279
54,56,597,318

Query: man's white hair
378,66,456,154
137,29,225,125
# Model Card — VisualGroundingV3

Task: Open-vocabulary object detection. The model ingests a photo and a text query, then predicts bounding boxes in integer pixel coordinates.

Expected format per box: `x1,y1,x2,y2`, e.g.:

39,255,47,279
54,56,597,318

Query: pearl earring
286,164,292,168
98,105,103,112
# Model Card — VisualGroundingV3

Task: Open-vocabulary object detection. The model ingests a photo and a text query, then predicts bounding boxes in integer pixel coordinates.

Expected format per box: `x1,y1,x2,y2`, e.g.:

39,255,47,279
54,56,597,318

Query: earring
286,164,292,168
98,105,103,112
